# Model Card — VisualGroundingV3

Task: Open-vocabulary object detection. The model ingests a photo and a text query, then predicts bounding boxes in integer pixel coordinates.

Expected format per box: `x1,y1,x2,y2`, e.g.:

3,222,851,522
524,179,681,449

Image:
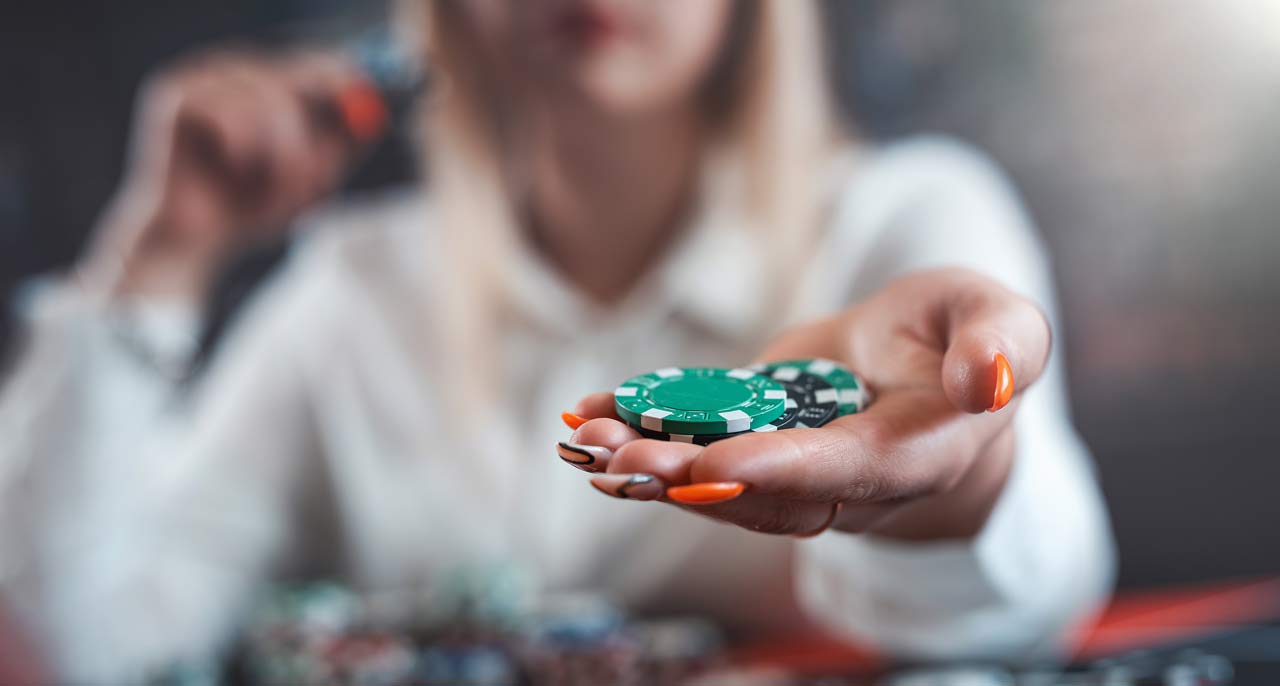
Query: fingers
557,395,998,536
208,63,320,218
571,392,620,421
933,271,1052,414
281,52,383,137
214,56,350,202
278,52,380,177
566,423,700,501
602,439,836,533
670,491,840,536
685,389,994,506
166,73,264,182
131,50,365,229
606,437,703,484
558,269,1043,537
560,415,707,499
558,395,1000,536
556,416,642,472
839,427,1016,539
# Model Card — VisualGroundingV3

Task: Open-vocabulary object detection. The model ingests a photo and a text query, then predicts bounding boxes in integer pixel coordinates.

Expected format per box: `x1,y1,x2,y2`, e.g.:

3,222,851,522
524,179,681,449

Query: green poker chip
754,358,871,416
614,367,788,435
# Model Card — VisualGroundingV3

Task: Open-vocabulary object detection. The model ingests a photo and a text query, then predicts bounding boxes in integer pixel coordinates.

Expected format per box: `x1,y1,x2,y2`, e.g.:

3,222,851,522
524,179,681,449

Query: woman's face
459,0,735,115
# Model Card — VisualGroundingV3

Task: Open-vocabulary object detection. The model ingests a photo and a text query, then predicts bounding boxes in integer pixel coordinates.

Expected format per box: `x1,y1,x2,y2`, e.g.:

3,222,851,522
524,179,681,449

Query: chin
572,71,672,116
579,90,659,116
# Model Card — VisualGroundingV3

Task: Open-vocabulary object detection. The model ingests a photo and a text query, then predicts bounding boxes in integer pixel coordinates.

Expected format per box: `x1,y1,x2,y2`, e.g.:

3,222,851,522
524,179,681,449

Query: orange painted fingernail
561,411,588,430
666,482,746,505
988,352,1014,412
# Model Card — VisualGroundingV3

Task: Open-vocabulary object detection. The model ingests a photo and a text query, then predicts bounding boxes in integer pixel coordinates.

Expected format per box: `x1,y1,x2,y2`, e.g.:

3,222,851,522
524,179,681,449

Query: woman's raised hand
559,268,1051,540
81,50,371,300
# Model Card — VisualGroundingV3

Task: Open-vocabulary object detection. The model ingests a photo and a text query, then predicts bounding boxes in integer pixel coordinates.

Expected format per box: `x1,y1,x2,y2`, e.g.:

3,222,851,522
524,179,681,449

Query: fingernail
561,411,588,430
556,441,611,472
590,474,664,500
666,482,746,505
988,352,1014,412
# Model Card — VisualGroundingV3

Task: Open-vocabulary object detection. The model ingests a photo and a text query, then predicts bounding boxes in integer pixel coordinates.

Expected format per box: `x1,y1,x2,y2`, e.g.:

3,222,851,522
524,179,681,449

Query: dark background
3,0,1278,589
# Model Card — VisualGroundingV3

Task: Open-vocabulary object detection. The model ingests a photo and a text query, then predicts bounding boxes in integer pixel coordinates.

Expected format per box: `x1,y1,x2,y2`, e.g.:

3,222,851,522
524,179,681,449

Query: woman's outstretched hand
558,267,1051,541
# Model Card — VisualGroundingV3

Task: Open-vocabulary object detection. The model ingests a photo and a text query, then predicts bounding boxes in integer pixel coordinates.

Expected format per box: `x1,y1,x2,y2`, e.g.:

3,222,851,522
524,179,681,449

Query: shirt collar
649,183,770,341
500,150,770,343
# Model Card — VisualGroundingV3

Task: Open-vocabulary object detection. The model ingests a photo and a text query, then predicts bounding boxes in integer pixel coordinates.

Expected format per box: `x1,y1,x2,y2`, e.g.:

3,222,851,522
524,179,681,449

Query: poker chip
750,361,841,427
627,364,840,444
629,422,767,446
755,358,870,416
614,367,787,435
888,666,1014,686
232,582,728,686
417,645,516,686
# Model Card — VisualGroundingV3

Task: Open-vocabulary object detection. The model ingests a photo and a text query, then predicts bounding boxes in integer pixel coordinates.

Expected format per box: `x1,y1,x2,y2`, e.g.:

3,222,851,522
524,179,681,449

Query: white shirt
0,136,1115,681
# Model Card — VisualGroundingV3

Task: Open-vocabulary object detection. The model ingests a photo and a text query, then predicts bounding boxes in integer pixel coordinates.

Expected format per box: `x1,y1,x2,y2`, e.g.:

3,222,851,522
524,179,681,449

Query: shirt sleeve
0,279,199,494
81,295,325,681
0,262,328,682
793,136,1116,661
0,281,201,638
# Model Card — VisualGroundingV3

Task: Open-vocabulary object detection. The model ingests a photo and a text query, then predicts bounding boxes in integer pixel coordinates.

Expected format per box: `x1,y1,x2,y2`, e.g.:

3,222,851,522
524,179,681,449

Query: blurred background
1,0,1278,592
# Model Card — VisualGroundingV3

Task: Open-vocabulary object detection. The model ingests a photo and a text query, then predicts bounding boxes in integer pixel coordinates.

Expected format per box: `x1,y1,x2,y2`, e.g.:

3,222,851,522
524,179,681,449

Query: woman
0,0,1114,680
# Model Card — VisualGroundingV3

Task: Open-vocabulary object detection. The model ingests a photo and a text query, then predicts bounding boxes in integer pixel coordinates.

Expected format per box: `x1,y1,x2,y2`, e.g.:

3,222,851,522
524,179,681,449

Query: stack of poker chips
614,359,871,445
235,583,420,686
216,580,727,686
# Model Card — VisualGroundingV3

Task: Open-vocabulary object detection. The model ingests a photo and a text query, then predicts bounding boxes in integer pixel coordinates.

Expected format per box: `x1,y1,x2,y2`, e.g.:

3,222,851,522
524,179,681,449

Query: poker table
730,576,1280,685
5,577,1279,685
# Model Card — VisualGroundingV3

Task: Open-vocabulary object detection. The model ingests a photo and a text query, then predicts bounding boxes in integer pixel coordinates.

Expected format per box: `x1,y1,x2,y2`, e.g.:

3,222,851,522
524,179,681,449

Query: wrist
79,190,227,304
110,250,223,304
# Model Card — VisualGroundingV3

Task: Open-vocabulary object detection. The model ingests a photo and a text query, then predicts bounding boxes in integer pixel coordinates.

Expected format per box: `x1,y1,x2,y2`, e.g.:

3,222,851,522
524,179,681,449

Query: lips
553,4,625,49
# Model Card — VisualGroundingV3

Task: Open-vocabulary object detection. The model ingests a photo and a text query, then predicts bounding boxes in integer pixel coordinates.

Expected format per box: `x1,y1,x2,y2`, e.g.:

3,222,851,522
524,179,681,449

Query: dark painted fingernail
988,352,1014,413
561,411,588,430
556,441,611,472
590,474,664,500
666,482,746,505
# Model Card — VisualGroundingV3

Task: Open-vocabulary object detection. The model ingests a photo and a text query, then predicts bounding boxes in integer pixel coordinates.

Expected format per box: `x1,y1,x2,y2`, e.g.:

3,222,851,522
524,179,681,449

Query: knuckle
829,421,923,504
824,422,891,502
805,426,854,468
841,473,882,504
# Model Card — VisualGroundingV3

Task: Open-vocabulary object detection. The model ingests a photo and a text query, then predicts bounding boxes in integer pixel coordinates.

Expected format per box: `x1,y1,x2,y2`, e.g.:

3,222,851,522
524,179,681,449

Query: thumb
940,281,1052,414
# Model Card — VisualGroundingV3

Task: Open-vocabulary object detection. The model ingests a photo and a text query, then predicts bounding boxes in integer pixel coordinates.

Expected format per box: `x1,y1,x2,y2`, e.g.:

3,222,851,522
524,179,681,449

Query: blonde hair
406,1,847,419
